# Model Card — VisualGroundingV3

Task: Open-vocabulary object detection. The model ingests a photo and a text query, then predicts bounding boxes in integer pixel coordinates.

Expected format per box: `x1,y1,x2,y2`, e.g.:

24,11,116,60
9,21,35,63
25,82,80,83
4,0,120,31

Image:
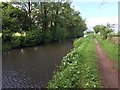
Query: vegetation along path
95,40,118,88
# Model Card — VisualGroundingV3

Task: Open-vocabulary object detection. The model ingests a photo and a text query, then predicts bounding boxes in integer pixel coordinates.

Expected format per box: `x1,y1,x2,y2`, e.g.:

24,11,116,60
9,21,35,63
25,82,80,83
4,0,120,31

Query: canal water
2,40,73,88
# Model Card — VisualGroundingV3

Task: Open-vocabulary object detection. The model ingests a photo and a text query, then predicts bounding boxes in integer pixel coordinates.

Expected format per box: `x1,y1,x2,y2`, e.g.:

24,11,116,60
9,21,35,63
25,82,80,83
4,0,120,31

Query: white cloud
86,16,118,25
86,16,118,32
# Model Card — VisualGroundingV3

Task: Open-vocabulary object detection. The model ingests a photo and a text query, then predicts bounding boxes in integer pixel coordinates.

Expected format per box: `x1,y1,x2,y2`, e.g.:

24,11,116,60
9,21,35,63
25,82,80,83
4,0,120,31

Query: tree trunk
28,0,31,16
44,3,47,31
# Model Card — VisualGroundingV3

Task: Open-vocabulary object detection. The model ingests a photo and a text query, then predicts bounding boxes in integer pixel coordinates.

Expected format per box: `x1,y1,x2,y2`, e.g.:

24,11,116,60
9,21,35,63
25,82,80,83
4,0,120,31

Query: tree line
2,1,87,50
93,24,114,39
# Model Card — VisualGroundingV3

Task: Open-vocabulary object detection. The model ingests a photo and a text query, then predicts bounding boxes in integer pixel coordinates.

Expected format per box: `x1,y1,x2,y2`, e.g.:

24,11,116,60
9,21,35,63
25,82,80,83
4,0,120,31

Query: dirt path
95,40,118,88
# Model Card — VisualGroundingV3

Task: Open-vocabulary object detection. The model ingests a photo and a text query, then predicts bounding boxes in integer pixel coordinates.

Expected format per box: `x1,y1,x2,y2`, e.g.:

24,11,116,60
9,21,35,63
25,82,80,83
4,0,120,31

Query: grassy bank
48,35,102,88
97,37,119,62
97,37,119,70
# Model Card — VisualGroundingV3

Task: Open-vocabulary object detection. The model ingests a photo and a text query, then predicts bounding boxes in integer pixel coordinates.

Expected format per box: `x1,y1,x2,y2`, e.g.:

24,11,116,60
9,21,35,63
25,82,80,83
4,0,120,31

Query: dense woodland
2,1,87,50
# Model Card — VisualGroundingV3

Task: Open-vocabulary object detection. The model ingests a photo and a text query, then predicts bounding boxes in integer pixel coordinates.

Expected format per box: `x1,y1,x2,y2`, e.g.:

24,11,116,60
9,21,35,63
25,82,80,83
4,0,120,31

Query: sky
71,1,118,32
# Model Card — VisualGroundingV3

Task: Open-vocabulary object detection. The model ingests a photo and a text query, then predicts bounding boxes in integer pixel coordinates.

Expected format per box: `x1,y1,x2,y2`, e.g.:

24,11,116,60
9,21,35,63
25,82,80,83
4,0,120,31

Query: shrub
11,36,25,48
73,38,83,48
24,30,43,46
52,26,67,41
43,30,53,43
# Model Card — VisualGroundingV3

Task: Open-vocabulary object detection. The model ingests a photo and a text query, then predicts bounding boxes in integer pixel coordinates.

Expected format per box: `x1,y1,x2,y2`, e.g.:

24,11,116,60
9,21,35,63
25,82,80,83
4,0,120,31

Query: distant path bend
95,39,118,88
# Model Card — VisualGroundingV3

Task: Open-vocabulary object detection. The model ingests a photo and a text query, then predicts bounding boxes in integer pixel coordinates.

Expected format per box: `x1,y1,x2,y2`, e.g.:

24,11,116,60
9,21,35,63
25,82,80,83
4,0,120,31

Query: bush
2,29,13,51
2,42,12,51
43,30,53,43
24,30,43,46
73,38,83,48
11,36,25,48
52,26,67,41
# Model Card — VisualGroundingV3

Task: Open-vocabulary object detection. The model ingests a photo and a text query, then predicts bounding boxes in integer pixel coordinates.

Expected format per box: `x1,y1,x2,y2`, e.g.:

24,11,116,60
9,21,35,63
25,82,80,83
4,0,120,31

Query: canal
2,40,73,88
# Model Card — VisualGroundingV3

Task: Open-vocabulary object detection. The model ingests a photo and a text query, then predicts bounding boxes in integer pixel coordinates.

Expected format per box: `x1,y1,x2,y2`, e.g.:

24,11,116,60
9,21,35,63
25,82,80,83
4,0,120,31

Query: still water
2,40,73,88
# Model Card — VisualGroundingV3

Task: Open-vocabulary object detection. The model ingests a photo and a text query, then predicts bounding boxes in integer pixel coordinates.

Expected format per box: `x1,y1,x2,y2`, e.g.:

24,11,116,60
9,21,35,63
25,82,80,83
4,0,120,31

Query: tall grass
48,36,102,88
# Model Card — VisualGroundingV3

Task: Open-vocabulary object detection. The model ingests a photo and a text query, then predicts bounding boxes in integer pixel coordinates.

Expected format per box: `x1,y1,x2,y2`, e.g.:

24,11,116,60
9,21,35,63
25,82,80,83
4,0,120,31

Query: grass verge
48,36,102,88
97,38,119,62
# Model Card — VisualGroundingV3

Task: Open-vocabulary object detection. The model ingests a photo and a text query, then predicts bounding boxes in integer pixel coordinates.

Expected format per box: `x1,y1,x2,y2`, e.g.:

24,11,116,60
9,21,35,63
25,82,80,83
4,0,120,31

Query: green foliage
43,30,53,43
11,36,25,48
111,32,120,37
48,37,102,88
85,31,94,35
52,26,67,41
2,29,13,41
23,30,43,46
2,2,32,32
93,24,113,40
118,32,120,37
2,29,43,50
2,29,13,50
2,2,87,51
93,25,101,34
73,38,84,48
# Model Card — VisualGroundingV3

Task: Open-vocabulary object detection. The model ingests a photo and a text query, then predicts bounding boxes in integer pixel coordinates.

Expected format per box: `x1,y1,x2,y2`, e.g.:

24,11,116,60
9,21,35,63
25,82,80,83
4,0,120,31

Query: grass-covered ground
97,37,119,62
48,35,102,88
97,37,119,70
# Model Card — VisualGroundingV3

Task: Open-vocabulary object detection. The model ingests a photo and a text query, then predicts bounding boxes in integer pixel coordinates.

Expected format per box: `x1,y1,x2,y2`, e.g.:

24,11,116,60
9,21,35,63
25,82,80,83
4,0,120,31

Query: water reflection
20,49,24,54
34,47,37,51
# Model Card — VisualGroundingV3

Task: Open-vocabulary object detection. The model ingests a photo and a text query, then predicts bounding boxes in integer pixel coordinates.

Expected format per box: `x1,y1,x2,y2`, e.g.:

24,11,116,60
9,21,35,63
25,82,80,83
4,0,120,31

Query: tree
93,24,113,39
2,2,32,32
2,1,87,50
93,25,101,34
